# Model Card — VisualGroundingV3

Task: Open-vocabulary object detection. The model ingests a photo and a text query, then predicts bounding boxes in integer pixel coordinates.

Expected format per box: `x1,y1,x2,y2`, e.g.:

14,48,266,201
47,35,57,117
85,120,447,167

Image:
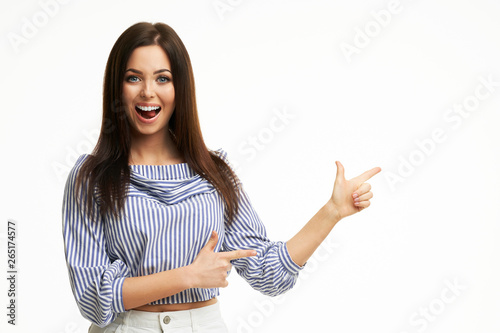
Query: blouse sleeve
216,149,306,297
62,155,130,327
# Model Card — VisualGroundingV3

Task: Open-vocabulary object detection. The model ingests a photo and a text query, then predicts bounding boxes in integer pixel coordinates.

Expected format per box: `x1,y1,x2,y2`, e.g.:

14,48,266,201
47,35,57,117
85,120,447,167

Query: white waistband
115,301,223,329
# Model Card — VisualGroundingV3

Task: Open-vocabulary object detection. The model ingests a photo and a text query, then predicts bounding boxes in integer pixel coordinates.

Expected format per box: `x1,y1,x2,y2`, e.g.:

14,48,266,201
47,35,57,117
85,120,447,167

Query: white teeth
136,105,160,112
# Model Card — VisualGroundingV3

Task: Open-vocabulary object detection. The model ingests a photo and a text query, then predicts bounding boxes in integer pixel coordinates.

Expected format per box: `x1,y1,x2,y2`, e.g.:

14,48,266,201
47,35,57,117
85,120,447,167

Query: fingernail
354,197,360,202
353,193,358,198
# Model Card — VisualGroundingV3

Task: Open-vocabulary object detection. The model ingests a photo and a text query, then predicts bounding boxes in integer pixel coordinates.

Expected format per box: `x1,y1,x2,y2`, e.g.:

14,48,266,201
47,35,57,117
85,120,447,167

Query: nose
141,82,155,98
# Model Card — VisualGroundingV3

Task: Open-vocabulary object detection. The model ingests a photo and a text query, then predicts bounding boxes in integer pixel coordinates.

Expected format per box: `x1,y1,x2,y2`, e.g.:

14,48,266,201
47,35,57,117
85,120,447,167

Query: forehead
126,45,171,70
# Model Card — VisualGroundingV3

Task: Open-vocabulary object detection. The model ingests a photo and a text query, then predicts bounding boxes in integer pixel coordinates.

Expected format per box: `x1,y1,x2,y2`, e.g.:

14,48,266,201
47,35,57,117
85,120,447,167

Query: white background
1,0,499,332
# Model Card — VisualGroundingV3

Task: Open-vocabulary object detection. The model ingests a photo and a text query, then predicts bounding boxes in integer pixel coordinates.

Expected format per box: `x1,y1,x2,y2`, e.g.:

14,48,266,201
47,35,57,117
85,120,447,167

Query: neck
129,129,183,165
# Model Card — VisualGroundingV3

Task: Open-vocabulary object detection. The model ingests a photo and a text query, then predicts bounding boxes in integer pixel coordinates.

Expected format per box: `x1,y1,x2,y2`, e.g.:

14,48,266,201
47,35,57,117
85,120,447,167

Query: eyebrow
125,68,171,74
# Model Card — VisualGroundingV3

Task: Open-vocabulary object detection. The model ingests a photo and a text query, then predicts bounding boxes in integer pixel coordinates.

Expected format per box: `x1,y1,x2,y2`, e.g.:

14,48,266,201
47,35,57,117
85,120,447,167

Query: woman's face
122,45,175,139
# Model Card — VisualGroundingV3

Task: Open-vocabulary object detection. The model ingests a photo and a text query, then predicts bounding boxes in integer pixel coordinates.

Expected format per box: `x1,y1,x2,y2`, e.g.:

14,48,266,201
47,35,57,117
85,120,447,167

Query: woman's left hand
328,161,381,221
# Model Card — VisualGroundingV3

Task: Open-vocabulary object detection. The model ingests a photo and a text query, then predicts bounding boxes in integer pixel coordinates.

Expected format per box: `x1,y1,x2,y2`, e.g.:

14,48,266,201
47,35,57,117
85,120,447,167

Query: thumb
335,161,345,182
203,231,218,252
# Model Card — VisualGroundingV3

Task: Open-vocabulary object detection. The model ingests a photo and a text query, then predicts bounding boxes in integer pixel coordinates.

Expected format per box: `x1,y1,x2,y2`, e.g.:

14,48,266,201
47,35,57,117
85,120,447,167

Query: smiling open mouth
135,105,161,120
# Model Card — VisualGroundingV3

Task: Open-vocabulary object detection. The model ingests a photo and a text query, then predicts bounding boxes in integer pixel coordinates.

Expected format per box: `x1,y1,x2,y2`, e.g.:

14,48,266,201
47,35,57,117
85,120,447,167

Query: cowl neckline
127,149,224,205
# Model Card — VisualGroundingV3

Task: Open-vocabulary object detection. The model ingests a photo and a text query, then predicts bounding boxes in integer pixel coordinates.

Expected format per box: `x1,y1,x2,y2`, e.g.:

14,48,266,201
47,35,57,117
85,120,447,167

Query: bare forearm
286,201,340,267
122,265,194,310
286,161,380,267
122,233,257,310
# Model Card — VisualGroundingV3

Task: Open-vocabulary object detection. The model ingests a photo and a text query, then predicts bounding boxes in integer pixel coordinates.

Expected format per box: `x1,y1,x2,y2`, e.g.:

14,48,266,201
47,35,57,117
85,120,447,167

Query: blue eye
158,76,171,83
126,75,140,82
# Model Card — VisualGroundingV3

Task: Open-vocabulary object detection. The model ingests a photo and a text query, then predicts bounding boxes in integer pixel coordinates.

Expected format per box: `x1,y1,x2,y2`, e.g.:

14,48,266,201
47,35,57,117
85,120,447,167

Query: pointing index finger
354,166,382,183
222,249,257,261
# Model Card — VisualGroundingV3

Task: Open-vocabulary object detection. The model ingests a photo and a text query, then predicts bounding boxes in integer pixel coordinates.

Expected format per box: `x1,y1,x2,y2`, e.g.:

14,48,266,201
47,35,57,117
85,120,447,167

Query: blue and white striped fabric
62,148,304,327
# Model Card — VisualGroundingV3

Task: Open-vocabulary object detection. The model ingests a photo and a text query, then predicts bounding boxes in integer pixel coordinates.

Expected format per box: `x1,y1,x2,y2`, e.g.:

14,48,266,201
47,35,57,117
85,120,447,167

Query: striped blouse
62,148,304,327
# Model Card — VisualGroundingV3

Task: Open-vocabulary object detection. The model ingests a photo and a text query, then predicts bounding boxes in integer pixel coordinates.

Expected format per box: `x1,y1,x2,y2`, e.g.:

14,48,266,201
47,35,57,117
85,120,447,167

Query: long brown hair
76,22,241,223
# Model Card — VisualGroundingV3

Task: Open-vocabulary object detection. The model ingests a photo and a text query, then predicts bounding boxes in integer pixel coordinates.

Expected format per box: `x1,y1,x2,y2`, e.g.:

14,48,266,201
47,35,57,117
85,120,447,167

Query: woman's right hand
188,231,257,288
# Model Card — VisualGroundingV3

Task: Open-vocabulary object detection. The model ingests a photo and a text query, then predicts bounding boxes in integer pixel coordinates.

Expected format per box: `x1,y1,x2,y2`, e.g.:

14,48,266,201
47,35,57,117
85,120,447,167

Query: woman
62,22,380,332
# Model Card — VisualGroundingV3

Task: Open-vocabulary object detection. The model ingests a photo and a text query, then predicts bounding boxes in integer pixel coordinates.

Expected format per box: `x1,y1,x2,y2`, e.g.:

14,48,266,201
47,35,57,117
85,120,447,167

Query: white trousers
88,301,229,333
